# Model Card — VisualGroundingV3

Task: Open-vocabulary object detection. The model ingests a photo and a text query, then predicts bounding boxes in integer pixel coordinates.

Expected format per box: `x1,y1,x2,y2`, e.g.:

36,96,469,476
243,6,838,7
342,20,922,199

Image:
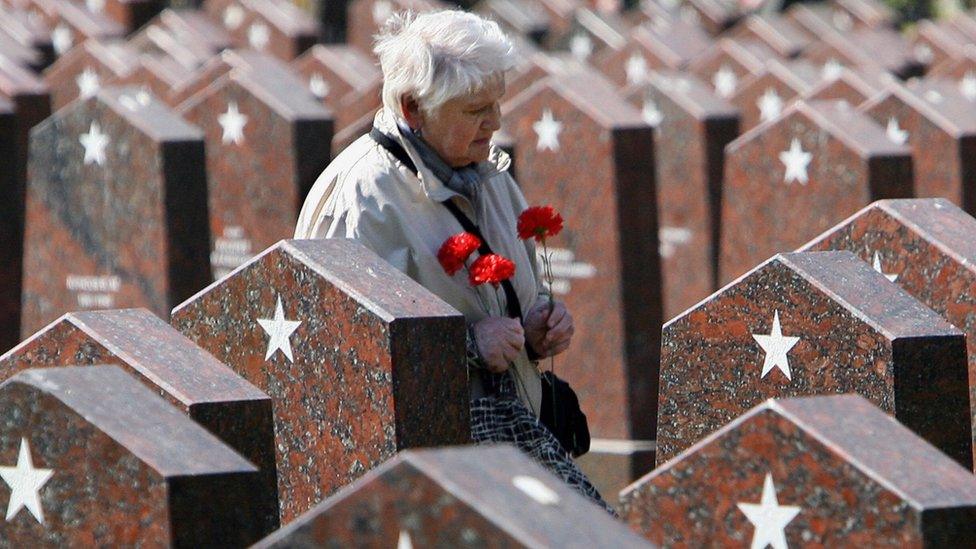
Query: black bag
540,370,591,457
370,128,591,457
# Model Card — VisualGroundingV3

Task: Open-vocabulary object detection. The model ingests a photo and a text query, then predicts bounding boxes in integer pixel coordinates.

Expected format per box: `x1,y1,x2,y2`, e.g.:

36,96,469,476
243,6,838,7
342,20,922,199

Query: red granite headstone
0,55,50,352
29,0,125,59
178,65,333,279
502,72,660,479
910,19,971,71
802,27,924,79
833,0,896,29
475,0,552,45
802,66,887,104
554,7,628,65
254,445,653,548
859,79,976,212
719,99,913,282
785,2,854,38
729,13,811,59
42,38,137,111
595,19,713,87
0,22,46,71
688,38,777,100
224,0,317,61
170,238,469,523
71,0,163,34
624,71,739,320
0,7,56,70
290,44,381,137
0,307,279,531
623,395,976,546
165,48,276,107
926,43,976,81
657,251,971,467
112,53,193,100
801,198,976,467
21,86,210,336
0,365,268,545
685,0,742,35
729,58,818,131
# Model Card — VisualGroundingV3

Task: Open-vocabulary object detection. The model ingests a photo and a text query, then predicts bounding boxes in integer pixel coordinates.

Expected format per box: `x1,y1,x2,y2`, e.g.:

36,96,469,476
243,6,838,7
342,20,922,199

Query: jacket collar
373,109,512,203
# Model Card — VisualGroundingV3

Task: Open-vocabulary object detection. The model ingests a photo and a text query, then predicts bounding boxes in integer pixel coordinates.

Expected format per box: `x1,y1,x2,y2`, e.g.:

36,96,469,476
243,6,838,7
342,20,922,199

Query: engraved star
223,5,245,30
821,58,844,81
247,22,270,50
757,88,783,123
925,90,943,104
79,121,110,166
85,0,105,12
751,310,800,380
913,43,933,64
308,73,329,99
218,101,248,145
0,438,54,525
257,295,302,362
658,226,692,258
76,67,100,100
532,108,562,152
737,474,801,549
642,98,663,127
51,24,73,56
569,32,593,61
712,65,737,97
625,52,649,85
959,71,976,101
372,0,393,25
872,251,898,282
885,117,908,145
779,138,812,185
397,530,413,549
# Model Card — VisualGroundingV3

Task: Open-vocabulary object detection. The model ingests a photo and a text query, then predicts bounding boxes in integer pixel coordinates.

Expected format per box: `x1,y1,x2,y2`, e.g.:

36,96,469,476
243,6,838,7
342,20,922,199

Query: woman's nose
484,104,501,132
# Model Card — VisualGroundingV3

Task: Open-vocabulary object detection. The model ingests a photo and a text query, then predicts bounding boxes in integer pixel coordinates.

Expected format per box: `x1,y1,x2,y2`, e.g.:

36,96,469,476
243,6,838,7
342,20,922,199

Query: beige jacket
295,109,544,415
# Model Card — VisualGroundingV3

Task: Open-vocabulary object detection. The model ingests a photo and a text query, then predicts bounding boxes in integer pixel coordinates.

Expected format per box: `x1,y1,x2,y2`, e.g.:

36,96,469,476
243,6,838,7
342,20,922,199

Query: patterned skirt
469,372,616,515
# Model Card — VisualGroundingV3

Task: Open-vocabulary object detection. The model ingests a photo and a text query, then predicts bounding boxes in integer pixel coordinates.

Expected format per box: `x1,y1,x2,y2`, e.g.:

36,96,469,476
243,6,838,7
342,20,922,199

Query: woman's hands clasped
523,299,574,359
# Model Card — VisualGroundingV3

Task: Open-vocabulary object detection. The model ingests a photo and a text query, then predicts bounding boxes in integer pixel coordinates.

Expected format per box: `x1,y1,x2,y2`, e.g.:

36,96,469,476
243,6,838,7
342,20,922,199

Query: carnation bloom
469,254,516,287
517,205,564,242
437,232,481,276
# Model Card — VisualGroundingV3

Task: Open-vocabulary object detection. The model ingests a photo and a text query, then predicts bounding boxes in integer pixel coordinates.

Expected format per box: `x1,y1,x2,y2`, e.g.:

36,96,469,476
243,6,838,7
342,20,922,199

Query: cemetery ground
3,0,976,545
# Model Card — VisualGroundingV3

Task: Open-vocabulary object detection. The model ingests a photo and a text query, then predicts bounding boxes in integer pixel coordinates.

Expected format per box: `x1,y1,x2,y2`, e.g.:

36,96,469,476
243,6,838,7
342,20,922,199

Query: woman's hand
523,299,574,358
472,317,524,373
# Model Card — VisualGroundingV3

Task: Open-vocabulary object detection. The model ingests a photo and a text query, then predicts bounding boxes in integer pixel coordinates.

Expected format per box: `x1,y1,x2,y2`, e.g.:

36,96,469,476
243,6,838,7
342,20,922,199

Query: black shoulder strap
370,128,523,321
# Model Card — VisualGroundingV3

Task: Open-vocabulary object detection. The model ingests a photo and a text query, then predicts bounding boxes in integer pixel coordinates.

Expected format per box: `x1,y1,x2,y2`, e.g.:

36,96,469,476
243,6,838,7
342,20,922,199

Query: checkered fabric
470,372,615,515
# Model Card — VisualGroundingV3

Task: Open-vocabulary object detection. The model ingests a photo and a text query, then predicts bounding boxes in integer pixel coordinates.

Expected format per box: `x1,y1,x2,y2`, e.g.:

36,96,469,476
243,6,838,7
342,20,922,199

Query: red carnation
468,254,516,287
517,206,563,242
437,232,481,276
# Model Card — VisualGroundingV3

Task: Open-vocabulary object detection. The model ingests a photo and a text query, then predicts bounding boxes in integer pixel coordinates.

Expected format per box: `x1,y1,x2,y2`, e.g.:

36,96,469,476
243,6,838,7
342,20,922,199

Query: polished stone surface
0,366,266,546
624,395,976,546
171,238,468,523
658,251,971,468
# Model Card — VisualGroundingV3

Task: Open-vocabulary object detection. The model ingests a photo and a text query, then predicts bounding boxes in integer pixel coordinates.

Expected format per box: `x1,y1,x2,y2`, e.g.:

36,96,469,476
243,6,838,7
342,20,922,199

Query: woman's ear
400,95,424,130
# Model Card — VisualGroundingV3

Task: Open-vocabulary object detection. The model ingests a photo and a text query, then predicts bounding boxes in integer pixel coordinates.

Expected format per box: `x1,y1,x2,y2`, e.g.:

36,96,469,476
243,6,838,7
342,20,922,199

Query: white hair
373,10,516,117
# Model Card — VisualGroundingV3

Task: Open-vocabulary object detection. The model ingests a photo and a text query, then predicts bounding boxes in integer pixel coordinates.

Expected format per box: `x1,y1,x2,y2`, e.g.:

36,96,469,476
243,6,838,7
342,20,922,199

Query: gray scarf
397,120,482,201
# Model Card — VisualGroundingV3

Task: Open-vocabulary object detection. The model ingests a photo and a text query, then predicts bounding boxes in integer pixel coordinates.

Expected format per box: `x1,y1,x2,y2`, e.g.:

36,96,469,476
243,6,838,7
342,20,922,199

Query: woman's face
416,77,505,167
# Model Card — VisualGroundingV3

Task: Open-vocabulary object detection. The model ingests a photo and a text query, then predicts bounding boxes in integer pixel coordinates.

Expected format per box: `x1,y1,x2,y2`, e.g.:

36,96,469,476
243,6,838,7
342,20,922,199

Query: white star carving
779,138,812,185
397,530,413,549
85,0,104,12
642,99,663,127
257,295,302,362
532,109,562,152
0,438,54,525
76,67,100,100
751,310,800,380
309,73,329,99
925,90,943,104
712,65,737,98
757,88,783,123
959,72,976,101
372,0,393,25
821,58,844,81
658,226,692,258
79,121,109,166
569,33,593,61
51,24,73,56
247,22,270,50
737,474,801,549
872,251,898,282
625,52,649,85
885,117,908,145
914,43,934,64
218,101,248,145
223,5,244,30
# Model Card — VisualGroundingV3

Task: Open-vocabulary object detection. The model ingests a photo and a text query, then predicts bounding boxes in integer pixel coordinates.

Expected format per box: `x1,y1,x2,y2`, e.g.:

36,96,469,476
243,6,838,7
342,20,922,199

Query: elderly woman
294,10,610,511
